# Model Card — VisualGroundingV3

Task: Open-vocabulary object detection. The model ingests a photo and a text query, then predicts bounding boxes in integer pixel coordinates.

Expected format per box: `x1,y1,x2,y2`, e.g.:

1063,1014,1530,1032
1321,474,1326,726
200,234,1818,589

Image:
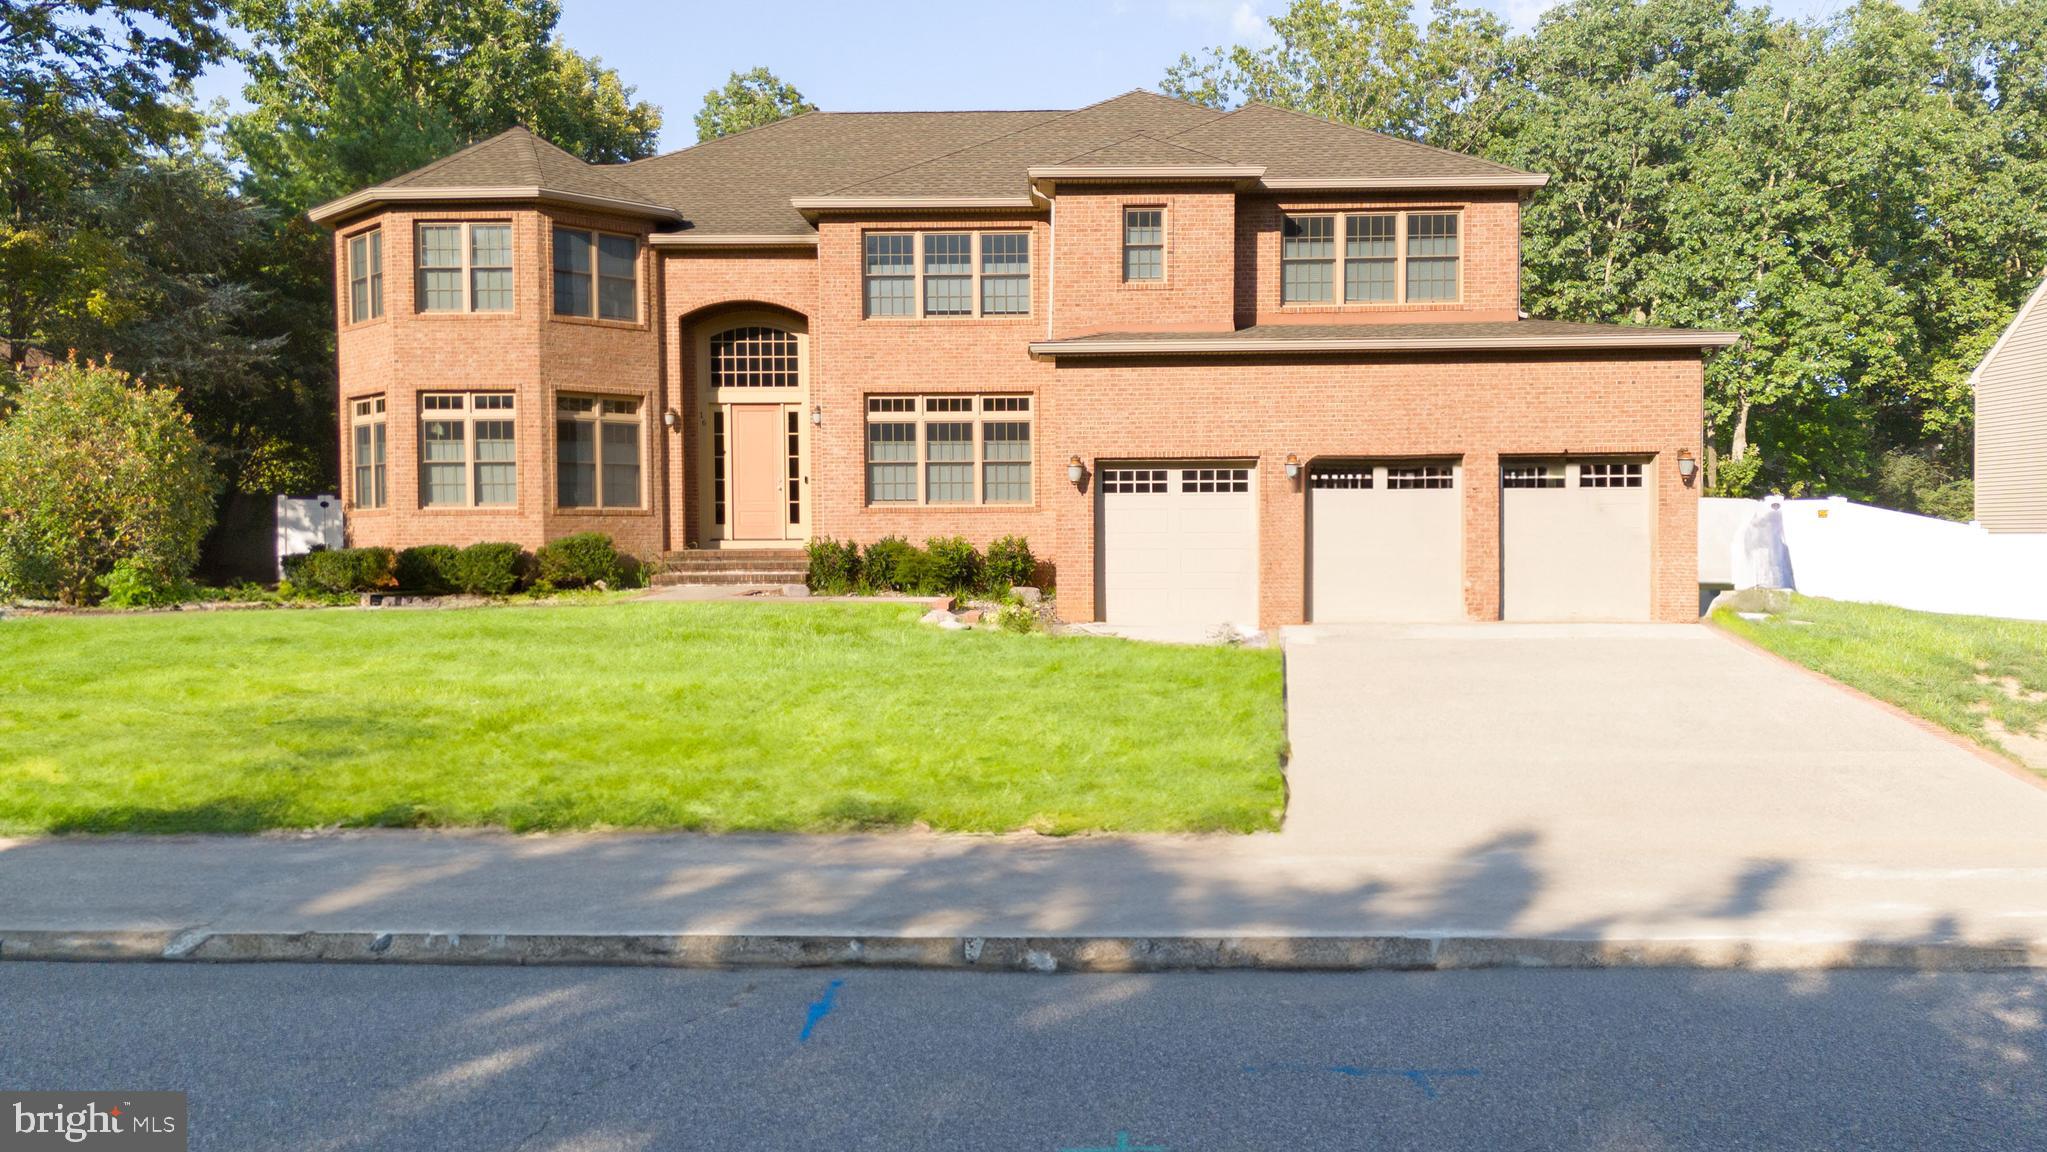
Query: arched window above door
709,325,801,388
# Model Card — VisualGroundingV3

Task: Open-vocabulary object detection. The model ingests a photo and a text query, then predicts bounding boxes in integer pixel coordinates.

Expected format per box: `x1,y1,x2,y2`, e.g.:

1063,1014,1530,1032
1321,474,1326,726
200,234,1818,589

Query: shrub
924,536,982,594
283,547,397,594
99,558,198,608
0,357,218,605
395,545,462,593
995,599,1041,634
536,532,622,588
859,536,919,592
454,542,526,596
985,535,1035,590
806,537,861,593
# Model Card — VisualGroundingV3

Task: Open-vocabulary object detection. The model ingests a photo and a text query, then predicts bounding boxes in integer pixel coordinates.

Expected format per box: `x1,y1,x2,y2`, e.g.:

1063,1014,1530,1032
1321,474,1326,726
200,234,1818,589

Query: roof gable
1055,132,1234,167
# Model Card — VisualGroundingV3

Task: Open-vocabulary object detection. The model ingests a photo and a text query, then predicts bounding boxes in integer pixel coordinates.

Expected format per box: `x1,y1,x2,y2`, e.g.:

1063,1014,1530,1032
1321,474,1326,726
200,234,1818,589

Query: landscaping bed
1715,595,2047,774
0,600,1287,835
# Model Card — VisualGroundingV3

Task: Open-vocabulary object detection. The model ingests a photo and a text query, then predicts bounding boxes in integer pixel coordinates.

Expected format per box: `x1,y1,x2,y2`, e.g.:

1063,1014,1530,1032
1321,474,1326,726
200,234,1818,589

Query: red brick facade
329,181,1706,626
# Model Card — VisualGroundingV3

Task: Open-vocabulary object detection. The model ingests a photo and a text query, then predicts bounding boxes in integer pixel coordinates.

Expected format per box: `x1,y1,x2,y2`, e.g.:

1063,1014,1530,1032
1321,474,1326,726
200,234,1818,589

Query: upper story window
347,229,383,323
1123,208,1164,282
350,396,386,509
420,392,516,507
552,228,639,321
863,231,1032,319
1282,211,1461,305
417,222,512,313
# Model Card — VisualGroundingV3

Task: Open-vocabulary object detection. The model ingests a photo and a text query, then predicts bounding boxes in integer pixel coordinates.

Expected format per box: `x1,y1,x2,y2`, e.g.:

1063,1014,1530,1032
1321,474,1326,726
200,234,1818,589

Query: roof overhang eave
1028,331,1740,357
1259,173,1550,191
1027,165,1266,196
307,185,685,225
647,232,819,249
788,194,1041,220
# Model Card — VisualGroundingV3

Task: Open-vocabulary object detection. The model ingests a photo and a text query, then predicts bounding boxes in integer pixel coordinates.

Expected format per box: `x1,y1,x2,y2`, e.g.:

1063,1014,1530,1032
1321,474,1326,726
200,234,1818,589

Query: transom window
1309,468,1371,490
555,395,643,509
1386,465,1455,490
552,228,639,321
1123,208,1164,282
350,396,386,509
709,326,800,388
863,232,1033,319
1282,211,1461,305
417,222,513,312
1100,468,1169,494
1581,461,1644,488
1503,463,1565,489
347,228,383,323
419,392,516,507
865,395,1033,505
1183,467,1250,493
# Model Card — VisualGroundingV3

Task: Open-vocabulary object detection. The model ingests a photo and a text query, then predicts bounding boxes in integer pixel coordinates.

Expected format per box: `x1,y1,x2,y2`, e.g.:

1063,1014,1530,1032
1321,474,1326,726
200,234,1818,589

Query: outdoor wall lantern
811,403,824,426
662,407,680,429
1676,448,1699,482
1284,453,1302,481
1068,455,1086,485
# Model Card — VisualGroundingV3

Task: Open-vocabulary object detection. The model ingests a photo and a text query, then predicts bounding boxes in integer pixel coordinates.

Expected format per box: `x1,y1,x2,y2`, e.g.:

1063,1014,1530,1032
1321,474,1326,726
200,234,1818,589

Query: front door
729,404,785,540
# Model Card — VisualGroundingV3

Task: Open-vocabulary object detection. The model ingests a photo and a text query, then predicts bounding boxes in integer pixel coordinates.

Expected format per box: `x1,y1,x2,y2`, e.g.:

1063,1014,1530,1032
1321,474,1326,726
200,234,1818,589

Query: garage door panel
1308,463,1464,622
1099,463,1258,628
1501,460,1651,622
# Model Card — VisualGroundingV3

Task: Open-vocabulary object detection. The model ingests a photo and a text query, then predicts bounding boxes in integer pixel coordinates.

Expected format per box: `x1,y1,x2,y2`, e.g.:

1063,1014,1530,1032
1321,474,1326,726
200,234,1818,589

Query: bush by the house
454,542,526,595
806,537,861,594
985,535,1035,590
99,558,199,608
924,536,982,594
859,536,922,592
283,547,397,594
536,532,626,588
0,357,218,605
395,545,462,593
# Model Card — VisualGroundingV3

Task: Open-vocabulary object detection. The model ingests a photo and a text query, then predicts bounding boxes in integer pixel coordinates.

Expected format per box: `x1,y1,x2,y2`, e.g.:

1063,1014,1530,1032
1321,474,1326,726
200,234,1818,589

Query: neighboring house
1973,272,2047,533
309,90,1733,628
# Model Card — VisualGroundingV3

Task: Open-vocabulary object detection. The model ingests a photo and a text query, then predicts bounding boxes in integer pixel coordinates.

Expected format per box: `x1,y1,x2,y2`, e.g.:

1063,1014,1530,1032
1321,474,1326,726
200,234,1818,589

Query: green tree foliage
1169,0,2047,507
0,357,218,604
694,67,816,142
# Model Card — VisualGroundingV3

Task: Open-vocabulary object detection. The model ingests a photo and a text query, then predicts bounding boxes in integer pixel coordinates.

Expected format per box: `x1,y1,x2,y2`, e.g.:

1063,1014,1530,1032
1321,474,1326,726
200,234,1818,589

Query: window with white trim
347,229,383,322
1100,468,1168,493
1580,461,1644,488
350,396,386,508
420,393,516,507
1282,211,1461,305
1123,208,1164,282
709,326,800,387
862,232,1032,319
1309,467,1371,490
556,396,642,508
552,228,638,321
1502,463,1564,489
1386,464,1455,490
865,395,1032,505
417,223,513,312
1182,467,1250,493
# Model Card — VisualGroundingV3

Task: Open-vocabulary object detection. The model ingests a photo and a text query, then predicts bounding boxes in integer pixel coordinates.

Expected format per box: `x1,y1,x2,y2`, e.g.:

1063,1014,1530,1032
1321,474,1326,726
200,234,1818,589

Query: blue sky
192,0,1879,153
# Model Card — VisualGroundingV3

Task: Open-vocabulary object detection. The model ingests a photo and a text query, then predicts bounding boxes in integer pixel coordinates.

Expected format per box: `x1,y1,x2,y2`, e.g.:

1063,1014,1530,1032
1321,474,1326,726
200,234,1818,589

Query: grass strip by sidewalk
1714,596,2047,772
0,600,1286,835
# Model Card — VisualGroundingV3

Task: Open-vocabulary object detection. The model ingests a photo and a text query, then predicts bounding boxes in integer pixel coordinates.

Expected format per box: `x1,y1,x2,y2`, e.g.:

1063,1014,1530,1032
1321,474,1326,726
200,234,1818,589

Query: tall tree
694,67,815,142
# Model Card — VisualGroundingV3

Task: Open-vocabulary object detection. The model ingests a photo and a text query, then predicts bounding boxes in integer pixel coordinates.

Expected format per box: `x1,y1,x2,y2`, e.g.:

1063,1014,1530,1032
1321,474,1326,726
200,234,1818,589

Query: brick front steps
653,549,808,587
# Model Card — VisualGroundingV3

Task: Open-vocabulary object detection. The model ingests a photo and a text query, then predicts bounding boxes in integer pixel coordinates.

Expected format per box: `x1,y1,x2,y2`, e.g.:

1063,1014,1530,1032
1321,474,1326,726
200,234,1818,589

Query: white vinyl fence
1700,496,2047,622
275,494,343,580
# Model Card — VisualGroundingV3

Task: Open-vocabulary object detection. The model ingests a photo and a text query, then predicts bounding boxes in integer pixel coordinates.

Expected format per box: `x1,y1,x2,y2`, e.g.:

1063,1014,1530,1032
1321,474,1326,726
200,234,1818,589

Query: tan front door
729,404,786,540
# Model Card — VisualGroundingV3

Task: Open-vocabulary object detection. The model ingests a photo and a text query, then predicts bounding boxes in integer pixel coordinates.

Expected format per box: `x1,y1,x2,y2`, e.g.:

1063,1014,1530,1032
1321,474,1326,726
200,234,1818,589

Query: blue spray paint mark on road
1241,1063,1481,1100
798,978,844,1042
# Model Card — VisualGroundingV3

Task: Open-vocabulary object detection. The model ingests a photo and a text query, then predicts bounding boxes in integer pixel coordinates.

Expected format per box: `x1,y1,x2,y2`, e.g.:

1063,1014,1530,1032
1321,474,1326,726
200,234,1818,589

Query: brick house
310,90,1733,627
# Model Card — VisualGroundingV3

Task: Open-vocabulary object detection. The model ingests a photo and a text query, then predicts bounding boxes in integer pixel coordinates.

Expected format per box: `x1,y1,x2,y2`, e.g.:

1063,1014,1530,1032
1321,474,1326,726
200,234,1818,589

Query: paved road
2,963,2039,1150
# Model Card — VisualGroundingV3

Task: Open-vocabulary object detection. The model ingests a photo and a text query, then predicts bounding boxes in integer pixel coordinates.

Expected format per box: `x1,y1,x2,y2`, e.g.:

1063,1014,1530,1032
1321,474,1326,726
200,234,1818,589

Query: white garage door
1097,462,1258,628
1501,459,1652,621
1308,461,1464,622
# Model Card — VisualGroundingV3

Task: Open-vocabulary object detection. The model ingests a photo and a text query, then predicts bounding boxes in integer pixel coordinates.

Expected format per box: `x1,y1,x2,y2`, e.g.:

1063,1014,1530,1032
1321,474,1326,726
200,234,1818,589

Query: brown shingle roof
308,126,681,223
1053,132,1236,167
1164,103,1536,185
1029,320,1740,356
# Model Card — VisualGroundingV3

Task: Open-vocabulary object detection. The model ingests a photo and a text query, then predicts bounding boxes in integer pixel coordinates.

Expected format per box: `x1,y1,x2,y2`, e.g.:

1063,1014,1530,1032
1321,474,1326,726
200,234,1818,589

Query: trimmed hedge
985,535,1036,589
282,547,396,594
536,532,623,588
395,545,461,593
807,535,1035,598
454,542,525,596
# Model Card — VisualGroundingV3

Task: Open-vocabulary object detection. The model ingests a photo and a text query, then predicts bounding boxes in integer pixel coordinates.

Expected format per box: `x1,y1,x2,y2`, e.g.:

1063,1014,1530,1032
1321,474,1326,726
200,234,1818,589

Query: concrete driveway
1278,622,2047,937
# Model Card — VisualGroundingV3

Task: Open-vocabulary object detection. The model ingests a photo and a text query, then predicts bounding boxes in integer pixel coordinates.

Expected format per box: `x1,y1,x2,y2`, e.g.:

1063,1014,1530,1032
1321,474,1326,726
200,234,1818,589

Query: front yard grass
1715,596,2047,773
0,601,1286,835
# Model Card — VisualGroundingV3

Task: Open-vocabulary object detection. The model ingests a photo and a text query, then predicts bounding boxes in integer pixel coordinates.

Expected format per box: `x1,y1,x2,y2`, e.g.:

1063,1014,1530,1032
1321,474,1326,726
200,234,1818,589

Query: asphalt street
0,962,2040,1151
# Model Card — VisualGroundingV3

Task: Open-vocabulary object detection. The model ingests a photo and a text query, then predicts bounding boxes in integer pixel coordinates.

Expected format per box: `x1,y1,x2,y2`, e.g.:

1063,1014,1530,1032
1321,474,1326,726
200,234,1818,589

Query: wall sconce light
1068,455,1086,485
1283,453,1301,481
810,403,823,427
662,407,679,429
1676,448,1698,482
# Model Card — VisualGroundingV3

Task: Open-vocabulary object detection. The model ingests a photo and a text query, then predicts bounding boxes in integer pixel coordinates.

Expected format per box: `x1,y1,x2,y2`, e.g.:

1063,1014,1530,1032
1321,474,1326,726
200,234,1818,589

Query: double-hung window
1123,208,1164,282
420,393,517,507
862,232,1032,318
416,222,513,312
555,396,643,508
552,228,639,320
347,229,383,322
350,396,386,509
865,395,1032,505
1282,211,1462,304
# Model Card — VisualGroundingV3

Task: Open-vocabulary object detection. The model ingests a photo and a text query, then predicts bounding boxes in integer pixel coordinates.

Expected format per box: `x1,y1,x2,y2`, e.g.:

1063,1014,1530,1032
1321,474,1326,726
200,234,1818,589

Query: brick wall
1050,186,1236,336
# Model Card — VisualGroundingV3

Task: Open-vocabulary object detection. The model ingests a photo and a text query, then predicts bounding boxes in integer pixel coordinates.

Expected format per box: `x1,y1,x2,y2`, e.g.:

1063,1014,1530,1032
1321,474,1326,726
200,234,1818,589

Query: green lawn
1715,596,2047,770
0,601,1286,835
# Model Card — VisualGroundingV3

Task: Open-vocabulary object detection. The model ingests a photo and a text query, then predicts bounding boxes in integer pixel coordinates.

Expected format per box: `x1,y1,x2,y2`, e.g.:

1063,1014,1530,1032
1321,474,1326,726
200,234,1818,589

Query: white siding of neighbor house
1975,274,2047,533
